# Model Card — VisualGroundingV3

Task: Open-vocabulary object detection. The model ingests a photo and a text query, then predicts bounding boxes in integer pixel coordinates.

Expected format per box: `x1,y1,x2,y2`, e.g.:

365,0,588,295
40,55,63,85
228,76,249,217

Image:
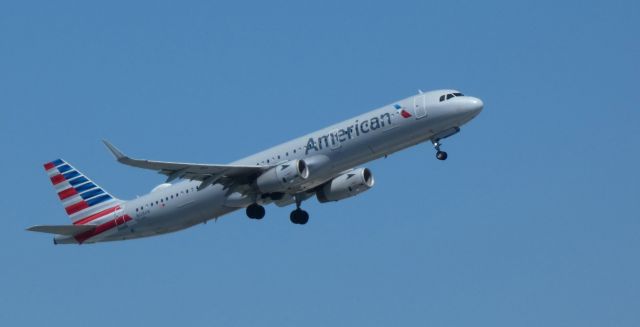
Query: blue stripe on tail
69,176,88,186
86,194,112,207
75,182,96,193
80,188,104,200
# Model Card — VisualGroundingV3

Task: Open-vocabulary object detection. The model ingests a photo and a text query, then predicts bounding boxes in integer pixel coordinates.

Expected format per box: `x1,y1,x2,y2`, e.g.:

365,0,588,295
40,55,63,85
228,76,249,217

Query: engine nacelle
256,159,309,193
316,168,374,203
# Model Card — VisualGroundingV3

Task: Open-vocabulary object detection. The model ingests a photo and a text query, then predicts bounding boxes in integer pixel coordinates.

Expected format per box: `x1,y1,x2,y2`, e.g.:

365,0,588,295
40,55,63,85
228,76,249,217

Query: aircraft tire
436,151,448,161
246,204,265,219
290,209,309,225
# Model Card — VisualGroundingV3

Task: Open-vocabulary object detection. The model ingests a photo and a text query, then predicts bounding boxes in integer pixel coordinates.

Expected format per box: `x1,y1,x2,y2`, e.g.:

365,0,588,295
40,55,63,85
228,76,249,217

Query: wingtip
102,140,126,160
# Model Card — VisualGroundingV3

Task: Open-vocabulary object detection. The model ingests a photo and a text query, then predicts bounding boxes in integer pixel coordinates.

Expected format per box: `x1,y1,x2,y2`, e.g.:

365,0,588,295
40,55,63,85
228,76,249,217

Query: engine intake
256,159,309,193
316,168,374,203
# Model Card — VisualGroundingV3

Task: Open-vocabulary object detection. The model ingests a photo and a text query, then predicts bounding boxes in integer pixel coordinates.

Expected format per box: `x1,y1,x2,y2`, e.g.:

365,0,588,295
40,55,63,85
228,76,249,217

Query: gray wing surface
27,224,95,236
102,140,269,189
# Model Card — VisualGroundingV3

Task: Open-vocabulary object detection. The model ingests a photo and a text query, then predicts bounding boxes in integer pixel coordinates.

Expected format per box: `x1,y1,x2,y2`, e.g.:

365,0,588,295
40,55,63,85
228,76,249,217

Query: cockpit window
439,92,465,102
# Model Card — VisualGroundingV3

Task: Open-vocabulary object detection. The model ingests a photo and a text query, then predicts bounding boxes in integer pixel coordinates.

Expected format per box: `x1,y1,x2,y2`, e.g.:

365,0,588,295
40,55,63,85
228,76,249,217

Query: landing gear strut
246,203,265,219
290,195,309,225
432,139,448,161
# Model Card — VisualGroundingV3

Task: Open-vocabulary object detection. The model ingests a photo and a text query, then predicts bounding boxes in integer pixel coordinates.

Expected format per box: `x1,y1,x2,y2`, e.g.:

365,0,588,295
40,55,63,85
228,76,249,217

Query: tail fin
43,159,123,224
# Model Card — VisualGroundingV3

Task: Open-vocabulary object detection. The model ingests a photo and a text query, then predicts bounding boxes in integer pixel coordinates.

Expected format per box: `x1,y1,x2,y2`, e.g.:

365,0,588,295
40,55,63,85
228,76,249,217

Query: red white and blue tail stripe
43,159,123,224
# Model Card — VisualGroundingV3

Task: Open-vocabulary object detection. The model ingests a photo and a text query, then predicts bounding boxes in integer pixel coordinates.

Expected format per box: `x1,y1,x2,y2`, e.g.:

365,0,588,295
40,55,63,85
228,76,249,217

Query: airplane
27,89,483,244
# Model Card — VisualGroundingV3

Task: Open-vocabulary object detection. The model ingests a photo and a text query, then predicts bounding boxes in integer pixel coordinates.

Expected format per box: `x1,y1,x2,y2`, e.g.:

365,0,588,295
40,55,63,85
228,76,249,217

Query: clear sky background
1,1,638,326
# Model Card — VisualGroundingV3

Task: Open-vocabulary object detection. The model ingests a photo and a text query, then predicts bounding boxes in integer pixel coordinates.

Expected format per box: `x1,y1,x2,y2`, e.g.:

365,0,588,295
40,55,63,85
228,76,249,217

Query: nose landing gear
432,140,448,161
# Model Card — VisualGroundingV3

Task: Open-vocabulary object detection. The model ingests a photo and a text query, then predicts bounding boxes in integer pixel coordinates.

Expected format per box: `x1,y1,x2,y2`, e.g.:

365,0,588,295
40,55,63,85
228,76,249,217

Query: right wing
102,140,271,191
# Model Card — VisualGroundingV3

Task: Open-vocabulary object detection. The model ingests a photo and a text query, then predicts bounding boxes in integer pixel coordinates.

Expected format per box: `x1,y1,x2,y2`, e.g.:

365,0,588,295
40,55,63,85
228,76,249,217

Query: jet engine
316,168,374,203
256,159,309,193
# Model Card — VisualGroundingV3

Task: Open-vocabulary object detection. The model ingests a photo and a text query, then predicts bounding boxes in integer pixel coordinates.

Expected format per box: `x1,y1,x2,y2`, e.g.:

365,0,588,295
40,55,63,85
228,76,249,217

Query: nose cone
465,97,484,116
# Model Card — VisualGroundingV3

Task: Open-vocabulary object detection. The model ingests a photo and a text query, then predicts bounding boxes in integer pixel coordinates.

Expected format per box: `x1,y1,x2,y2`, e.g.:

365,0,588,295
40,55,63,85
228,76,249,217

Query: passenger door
413,95,427,119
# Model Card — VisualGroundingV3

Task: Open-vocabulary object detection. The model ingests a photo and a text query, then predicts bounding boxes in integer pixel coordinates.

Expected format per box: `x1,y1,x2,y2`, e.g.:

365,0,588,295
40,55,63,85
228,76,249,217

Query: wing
102,140,269,190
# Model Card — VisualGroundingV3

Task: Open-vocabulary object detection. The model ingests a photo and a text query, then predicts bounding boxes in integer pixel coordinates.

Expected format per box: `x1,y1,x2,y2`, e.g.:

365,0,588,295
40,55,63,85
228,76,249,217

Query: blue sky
1,1,638,326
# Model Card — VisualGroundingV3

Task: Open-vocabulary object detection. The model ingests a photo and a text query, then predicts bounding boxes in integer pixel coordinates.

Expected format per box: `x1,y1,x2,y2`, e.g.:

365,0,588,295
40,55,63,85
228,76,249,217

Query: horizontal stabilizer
27,224,95,236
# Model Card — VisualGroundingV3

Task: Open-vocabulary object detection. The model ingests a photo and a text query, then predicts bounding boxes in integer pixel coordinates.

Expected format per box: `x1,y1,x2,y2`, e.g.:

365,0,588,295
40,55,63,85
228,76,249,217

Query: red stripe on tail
50,174,65,185
74,206,119,225
65,201,89,215
74,215,131,243
58,188,78,200
44,162,55,171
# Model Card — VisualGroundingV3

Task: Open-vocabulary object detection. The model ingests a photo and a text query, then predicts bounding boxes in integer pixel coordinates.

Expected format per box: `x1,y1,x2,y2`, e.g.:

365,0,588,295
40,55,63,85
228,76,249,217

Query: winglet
102,140,127,161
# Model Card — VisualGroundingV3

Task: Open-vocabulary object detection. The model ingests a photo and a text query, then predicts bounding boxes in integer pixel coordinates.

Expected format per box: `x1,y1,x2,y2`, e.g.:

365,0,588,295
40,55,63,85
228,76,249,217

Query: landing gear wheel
290,209,309,225
246,203,265,219
432,139,448,161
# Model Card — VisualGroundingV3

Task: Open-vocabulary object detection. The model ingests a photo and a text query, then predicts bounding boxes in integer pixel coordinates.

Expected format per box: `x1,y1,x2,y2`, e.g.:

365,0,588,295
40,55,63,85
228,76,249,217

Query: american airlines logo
305,111,398,154
394,104,412,118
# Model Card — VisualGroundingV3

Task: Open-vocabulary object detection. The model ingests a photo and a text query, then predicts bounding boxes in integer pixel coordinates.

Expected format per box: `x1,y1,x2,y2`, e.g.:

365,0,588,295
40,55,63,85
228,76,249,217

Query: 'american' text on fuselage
305,112,392,154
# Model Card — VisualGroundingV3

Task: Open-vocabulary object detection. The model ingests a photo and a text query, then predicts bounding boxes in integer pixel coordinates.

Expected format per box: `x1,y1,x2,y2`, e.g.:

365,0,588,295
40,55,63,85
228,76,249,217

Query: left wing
102,140,269,190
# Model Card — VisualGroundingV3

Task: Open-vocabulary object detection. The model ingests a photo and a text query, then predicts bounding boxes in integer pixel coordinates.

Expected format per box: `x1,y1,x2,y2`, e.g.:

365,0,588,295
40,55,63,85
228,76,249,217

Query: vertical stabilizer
43,159,123,224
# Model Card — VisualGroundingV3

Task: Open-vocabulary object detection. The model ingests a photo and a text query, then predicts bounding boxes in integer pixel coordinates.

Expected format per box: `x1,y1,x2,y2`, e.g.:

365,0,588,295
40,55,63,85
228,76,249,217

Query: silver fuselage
55,89,483,244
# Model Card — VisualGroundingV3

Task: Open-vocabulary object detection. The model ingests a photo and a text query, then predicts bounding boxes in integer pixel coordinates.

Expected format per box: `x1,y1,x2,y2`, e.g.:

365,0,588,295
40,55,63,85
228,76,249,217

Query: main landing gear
290,209,309,225
432,139,448,161
290,195,309,225
246,203,265,219
245,195,310,225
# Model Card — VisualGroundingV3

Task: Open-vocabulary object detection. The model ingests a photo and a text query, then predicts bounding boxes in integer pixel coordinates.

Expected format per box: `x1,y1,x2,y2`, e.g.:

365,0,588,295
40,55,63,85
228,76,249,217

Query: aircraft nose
463,97,484,116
